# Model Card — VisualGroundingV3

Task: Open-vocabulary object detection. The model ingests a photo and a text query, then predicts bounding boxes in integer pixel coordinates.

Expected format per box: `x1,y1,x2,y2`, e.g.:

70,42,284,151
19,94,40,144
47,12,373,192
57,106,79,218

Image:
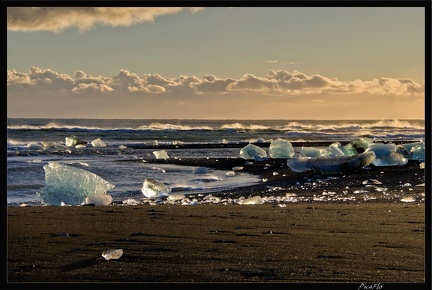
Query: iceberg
91,138,106,147
37,162,115,206
306,151,376,175
141,178,172,198
240,143,267,161
268,138,295,158
371,152,408,166
153,150,169,160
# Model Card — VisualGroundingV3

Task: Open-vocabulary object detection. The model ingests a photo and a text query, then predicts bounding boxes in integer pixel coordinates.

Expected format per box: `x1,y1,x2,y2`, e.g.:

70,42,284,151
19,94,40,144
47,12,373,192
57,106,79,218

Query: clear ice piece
65,136,86,147
91,138,106,147
141,178,172,198
153,150,169,159
365,143,396,158
268,138,295,158
287,156,313,172
371,152,408,166
102,249,123,260
240,143,267,161
37,162,115,206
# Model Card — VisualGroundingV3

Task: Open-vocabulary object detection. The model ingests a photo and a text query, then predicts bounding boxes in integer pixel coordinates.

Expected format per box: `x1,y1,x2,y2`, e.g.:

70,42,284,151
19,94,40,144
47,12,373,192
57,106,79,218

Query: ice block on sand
37,162,115,206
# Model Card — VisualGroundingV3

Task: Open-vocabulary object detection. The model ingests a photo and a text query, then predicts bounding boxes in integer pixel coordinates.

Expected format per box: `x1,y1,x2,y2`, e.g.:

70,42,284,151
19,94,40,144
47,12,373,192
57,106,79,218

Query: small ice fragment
362,179,382,185
353,190,369,194
122,198,140,205
232,166,244,171
375,187,388,192
118,145,127,150
153,150,169,159
262,178,268,182
400,197,416,203
167,194,186,201
268,138,295,158
419,162,425,169
75,144,86,148
85,194,113,206
403,183,412,187
141,178,171,198
226,171,236,176
273,172,279,176
102,249,123,260
91,138,106,147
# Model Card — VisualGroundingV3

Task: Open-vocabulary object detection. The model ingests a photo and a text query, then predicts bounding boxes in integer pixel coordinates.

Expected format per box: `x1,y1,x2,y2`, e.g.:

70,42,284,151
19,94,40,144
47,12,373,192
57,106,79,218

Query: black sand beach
7,157,428,284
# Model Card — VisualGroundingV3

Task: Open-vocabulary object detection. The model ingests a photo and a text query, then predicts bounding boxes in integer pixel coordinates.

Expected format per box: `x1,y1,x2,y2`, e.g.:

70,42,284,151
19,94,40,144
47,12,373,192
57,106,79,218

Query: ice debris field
35,136,424,207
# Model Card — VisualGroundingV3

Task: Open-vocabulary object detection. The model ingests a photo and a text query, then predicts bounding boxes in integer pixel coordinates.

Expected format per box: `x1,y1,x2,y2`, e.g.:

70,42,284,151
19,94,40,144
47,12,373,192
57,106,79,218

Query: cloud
7,7,204,32
7,67,424,99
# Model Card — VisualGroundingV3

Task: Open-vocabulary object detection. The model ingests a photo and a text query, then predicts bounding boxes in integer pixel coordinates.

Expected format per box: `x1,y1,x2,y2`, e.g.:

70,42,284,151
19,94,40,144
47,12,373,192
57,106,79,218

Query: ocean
7,119,425,206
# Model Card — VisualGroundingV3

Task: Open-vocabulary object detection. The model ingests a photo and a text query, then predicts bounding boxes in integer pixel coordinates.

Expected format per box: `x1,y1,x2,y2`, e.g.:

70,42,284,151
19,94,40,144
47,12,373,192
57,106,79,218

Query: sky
6,5,427,120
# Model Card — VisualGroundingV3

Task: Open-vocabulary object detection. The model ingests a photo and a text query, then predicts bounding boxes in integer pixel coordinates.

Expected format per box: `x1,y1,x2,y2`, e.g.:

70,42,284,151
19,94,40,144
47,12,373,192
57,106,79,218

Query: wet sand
7,158,428,284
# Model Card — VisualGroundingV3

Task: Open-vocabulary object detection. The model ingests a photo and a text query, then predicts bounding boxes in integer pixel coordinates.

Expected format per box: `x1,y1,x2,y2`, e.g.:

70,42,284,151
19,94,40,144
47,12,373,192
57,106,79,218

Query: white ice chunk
91,138,106,147
240,143,267,161
268,138,295,158
306,151,376,175
365,143,396,158
153,150,169,159
27,142,43,150
37,162,115,206
85,194,113,206
141,178,172,198
287,156,313,172
238,196,264,205
232,166,244,171
371,152,408,166
65,136,87,147
118,145,127,150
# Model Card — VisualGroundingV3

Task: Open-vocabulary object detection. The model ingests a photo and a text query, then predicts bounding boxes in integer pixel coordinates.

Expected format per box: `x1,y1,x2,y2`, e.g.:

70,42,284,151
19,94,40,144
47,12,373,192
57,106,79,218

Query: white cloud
7,67,424,99
7,7,204,32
